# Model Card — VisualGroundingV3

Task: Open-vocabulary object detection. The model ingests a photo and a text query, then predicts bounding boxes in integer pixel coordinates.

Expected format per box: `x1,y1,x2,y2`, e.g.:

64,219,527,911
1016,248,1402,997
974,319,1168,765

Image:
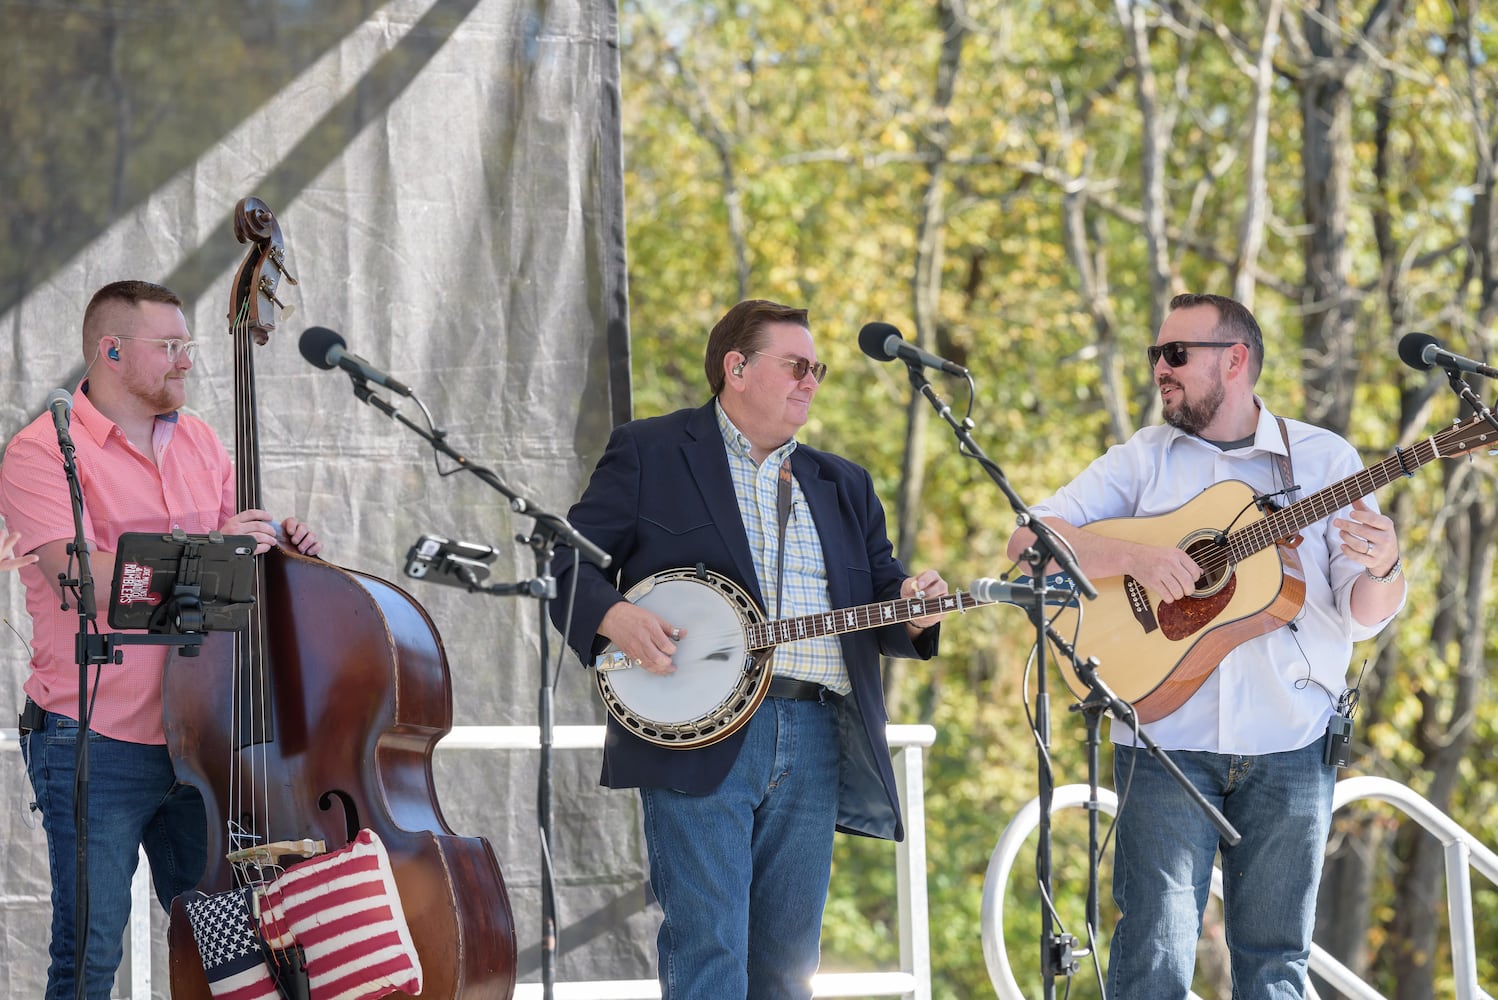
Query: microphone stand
898,360,1095,997
55,408,96,1000
900,360,1238,998
1442,368,1498,436
345,375,608,1000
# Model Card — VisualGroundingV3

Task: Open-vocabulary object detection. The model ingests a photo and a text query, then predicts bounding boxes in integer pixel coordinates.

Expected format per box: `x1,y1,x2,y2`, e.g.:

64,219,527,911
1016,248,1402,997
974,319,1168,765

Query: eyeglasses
1147,341,1242,368
116,336,199,365
752,351,828,383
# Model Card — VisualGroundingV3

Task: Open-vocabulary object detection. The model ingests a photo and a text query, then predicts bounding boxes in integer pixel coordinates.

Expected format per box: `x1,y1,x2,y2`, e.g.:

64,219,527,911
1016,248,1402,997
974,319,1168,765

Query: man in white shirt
1007,293,1406,998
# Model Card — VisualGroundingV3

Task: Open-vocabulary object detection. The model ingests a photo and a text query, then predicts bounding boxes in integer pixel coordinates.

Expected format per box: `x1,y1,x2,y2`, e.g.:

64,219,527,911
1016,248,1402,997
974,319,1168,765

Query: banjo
593,566,1072,749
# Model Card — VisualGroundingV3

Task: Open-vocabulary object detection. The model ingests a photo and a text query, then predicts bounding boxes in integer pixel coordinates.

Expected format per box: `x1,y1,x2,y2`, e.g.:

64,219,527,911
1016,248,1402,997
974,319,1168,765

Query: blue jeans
22,710,206,1000
1107,740,1335,1000
640,696,841,1000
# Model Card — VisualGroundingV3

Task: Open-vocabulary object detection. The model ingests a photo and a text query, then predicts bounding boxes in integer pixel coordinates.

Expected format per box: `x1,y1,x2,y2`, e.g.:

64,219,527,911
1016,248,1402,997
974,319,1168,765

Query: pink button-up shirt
0,383,235,744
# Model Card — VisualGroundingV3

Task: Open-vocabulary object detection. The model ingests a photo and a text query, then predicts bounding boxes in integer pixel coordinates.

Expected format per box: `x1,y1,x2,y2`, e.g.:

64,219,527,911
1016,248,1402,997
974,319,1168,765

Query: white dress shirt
1030,399,1403,755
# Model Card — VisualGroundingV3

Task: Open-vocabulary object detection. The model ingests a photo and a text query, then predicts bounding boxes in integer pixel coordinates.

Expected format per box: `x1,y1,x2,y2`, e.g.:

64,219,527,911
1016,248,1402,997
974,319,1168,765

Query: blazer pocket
640,513,715,537
842,563,874,605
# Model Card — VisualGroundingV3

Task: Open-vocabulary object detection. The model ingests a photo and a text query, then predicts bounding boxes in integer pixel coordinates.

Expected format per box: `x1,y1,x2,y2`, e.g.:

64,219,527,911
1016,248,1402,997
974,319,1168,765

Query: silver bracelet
1366,557,1402,584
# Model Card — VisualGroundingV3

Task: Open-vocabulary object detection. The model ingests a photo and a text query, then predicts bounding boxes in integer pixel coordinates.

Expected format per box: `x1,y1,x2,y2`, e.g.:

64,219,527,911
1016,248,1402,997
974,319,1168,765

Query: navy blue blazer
551,401,938,841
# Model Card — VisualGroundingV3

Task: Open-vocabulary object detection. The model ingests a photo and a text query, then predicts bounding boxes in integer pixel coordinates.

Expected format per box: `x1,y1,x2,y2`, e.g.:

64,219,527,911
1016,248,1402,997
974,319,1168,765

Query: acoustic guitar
1047,415,1495,722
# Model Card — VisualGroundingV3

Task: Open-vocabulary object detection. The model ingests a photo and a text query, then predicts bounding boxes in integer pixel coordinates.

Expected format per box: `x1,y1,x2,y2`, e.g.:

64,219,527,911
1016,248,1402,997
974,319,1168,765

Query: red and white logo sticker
117,562,162,605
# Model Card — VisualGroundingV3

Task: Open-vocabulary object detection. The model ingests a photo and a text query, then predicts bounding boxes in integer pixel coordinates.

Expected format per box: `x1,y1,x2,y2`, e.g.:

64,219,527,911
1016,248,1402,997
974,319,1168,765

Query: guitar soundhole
1152,528,1239,642
1181,529,1233,598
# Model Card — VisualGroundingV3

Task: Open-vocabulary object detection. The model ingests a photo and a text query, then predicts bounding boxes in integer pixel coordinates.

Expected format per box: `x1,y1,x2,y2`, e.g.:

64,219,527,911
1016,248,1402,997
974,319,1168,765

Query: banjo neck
747,590,990,650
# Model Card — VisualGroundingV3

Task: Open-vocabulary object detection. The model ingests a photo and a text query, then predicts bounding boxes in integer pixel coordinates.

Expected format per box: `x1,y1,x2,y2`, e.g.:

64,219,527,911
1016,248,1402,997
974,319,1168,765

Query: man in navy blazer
552,299,948,1000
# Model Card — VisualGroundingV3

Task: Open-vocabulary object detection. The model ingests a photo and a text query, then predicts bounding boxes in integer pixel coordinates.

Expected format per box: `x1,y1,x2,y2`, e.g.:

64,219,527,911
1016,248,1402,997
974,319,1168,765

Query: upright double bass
163,198,517,997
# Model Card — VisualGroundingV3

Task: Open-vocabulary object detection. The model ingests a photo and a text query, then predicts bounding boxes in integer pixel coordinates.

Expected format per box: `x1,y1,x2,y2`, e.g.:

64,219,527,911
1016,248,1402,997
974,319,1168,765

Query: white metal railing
981,778,1498,1000
2,722,936,1000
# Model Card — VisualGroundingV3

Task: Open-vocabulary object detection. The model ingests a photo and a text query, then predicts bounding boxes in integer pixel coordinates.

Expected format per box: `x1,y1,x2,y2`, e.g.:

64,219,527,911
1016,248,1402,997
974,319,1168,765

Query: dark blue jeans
1107,740,1335,1000
640,696,841,1000
22,710,206,1000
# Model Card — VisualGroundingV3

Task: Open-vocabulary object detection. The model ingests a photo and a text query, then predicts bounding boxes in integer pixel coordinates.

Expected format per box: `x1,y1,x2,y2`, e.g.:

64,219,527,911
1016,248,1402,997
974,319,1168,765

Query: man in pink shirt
0,280,322,999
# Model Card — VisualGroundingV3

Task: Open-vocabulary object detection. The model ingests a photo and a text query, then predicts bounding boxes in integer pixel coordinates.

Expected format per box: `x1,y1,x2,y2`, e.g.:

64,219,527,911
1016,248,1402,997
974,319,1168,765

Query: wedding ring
671,628,681,641
1366,538,1374,555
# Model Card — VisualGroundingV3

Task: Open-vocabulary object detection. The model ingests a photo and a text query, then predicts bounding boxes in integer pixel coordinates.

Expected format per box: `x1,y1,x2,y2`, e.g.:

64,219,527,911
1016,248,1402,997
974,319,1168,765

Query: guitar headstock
1436,415,1498,458
228,197,298,346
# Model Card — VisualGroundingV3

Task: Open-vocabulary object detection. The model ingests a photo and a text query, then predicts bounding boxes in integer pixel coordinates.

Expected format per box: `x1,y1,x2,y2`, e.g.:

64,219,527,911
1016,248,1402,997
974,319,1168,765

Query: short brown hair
704,299,810,395
1168,292,1264,380
82,280,184,361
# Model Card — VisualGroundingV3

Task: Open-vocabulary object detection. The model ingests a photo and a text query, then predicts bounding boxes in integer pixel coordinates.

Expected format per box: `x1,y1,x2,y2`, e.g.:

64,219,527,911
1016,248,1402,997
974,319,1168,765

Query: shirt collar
1165,396,1285,456
1245,397,1286,456
73,378,180,449
714,399,797,465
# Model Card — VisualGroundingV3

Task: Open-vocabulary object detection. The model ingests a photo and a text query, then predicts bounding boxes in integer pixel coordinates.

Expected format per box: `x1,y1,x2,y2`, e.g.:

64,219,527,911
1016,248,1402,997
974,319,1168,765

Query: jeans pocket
44,715,82,747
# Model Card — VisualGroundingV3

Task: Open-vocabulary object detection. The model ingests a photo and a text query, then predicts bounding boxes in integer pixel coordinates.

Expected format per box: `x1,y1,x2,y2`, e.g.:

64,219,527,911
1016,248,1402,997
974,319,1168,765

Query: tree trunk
1387,475,1494,1000
887,0,965,721
1295,0,1356,438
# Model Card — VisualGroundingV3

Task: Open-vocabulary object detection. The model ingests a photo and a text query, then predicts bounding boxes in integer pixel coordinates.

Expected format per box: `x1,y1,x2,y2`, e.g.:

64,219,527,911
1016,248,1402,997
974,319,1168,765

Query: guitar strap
773,456,794,617
1273,416,1299,505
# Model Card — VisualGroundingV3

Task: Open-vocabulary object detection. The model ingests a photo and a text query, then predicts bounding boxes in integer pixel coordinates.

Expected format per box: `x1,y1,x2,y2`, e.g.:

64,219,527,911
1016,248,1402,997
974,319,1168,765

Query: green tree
620,0,1498,996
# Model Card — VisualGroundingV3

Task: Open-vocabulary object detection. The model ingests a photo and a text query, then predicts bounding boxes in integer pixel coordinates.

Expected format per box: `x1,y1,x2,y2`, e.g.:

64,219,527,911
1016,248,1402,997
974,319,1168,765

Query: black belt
767,676,843,703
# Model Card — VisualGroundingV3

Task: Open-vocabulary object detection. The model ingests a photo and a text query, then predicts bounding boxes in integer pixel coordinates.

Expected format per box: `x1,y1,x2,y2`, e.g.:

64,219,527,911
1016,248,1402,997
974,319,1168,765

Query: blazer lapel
681,403,763,607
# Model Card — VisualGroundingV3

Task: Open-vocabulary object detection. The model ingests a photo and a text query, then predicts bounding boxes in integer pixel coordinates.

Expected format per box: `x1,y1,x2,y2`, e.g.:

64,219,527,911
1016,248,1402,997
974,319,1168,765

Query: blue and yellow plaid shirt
716,402,850,695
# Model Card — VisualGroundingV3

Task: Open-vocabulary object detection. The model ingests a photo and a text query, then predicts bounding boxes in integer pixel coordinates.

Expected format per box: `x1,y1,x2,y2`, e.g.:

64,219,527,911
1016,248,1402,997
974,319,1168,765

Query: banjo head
596,569,771,749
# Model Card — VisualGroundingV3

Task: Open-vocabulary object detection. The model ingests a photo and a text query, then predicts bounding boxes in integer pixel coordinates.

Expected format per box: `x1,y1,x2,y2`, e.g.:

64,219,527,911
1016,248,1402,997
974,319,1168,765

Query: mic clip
1253,485,1299,512
349,378,399,418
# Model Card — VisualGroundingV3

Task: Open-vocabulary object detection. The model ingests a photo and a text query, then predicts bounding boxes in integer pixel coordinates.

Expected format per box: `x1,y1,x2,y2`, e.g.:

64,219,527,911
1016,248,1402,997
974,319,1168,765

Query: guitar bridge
1122,576,1159,634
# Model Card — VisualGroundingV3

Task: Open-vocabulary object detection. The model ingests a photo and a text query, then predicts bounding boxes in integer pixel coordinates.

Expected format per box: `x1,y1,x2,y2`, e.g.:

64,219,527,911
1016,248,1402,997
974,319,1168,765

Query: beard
1162,374,1225,435
123,368,186,415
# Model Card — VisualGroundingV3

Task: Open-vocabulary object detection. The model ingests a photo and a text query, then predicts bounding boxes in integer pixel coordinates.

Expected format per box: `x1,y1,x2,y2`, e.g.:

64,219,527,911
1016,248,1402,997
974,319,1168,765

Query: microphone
969,576,1081,607
1398,332,1498,379
858,322,969,377
968,578,1041,606
299,326,415,397
47,388,74,445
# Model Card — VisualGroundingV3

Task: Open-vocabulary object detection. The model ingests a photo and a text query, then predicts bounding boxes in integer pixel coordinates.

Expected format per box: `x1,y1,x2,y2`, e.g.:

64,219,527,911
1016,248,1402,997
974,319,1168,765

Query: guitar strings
1189,439,1441,583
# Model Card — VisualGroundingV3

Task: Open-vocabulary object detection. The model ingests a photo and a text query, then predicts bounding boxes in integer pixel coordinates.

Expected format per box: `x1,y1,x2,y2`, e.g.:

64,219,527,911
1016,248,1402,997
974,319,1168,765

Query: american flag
256,828,423,1000
181,887,282,1000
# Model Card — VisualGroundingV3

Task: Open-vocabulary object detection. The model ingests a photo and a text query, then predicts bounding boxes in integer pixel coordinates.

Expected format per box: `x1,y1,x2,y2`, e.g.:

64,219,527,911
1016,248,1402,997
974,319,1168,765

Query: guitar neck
745,590,987,650
1229,419,1476,559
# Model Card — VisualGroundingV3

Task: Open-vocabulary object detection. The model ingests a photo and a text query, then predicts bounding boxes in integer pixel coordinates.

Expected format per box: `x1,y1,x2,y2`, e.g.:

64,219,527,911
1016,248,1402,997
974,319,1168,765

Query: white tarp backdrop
0,0,639,994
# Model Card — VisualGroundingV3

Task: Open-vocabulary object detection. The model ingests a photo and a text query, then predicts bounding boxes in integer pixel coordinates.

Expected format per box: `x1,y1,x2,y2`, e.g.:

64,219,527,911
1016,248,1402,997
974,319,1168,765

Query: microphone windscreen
858,322,902,361
1397,332,1439,371
298,326,346,369
47,387,73,411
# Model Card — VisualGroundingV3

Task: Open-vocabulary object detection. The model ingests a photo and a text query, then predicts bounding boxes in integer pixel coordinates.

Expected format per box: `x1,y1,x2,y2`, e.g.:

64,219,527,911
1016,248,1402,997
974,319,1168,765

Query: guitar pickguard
1157,573,1237,641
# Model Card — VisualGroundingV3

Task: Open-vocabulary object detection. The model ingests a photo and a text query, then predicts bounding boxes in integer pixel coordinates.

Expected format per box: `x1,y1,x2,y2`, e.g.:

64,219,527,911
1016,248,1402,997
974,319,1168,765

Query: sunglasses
1147,341,1242,368
753,351,828,383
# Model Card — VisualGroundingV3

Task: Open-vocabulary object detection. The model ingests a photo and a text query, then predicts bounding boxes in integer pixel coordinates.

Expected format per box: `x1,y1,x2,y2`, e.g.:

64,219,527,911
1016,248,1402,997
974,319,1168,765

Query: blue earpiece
107,345,120,360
